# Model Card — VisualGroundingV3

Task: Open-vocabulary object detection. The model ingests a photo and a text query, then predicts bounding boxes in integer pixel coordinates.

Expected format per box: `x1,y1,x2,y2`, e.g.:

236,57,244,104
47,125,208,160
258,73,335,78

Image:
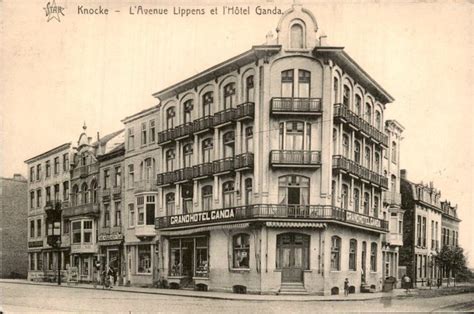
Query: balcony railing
333,104,389,147
174,122,194,140
270,97,322,115
156,204,388,232
213,108,236,127
158,128,175,144
270,150,321,167
383,192,401,206
134,179,159,193
62,202,99,218
71,164,99,179
235,152,254,170
193,162,213,179
332,155,388,188
193,115,214,133
213,157,235,174
112,186,122,199
235,102,255,120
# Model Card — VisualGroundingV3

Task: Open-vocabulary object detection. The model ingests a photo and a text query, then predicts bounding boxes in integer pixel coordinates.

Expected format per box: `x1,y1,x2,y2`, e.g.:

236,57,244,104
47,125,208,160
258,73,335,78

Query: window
422,217,427,247
54,157,59,175
141,122,147,146
36,164,42,181
183,100,193,123
278,175,310,206
362,241,367,278
290,23,304,49
354,141,361,164
363,192,370,215
128,128,135,150
298,70,310,98
244,127,253,153
115,202,121,226
281,70,294,97
45,161,51,178
63,181,69,201
202,186,213,211
36,189,42,208
63,153,69,172
92,180,98,204
331,236,341,271
391,141,397,164
202,138,213,163
54,184,60,201
30,167,34,182
373,196,379,218
222,181,235,208
72,221,81,243
391,175,396,193
343,85,350,107
223,131,235,158
104,169,110,189
104,204,110,227
370,243,377,271
45,186,51,203
279,121,311,150
149,120,156,143
355,95,362,115
342,134,350,158
83,220,92,243
128,164,134,188
30,220,35,238
166,193,175,216
374,153,380,173
137,245,151,274
375,111,382,130
349,239,357,271
128,204,135,227
115,166,121,187
183,144,193,168
245,178,253,205
195,237,209,277
223,83,236,109
246,76,255,102
341,184,349,209
365,103,372,123
353,188,360,212
137,196,144,225
202,92,213,117
233,234,250,268
181,184,193,214
136,195,155,225
333,77,339,103
166,107,175,130
365,146,371,169
30,191,35,209
166,149,175,172
81,183,89,204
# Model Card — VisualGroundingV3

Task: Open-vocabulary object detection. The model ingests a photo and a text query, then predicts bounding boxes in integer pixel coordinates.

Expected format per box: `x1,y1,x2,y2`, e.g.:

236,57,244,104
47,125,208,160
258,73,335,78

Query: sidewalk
0,279,406,302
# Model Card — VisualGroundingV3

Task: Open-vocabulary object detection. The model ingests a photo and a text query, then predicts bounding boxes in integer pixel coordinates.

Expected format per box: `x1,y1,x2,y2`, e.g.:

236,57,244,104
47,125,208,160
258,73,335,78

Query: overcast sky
1,0,472,265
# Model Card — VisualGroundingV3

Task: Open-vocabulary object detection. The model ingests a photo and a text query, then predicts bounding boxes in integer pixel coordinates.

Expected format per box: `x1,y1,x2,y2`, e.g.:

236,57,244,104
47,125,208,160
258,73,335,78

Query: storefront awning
159,222,250,236
265,221,327,228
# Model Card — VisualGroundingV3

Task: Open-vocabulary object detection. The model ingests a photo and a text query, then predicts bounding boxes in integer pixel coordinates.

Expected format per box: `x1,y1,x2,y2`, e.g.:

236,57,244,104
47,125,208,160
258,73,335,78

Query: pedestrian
344,278,349,296
403,274,411,293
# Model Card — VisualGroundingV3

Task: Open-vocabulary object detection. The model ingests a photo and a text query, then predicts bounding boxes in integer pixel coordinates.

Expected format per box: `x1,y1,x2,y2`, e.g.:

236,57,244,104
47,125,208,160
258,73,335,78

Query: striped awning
266,221,327,228
159,222,250,236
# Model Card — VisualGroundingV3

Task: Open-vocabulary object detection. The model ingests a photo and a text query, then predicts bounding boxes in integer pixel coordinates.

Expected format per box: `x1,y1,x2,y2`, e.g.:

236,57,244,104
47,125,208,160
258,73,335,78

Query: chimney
265,31,274,45
97,132,100,142
13,173,24,181
429,181,434,189
400,169,407,180
319,34,328,46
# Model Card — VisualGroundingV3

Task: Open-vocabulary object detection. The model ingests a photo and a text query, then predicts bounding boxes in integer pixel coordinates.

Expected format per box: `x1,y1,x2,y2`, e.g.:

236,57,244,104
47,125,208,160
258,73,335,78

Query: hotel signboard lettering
346,211,381,229
169,208,236,226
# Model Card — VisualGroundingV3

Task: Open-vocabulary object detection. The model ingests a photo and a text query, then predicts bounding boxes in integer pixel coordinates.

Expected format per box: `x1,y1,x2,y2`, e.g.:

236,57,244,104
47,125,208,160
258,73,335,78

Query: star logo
43,0,65,22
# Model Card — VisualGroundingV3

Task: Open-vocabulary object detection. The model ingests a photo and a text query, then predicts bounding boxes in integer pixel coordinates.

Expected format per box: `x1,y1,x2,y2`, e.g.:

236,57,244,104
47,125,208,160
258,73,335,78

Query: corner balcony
156,204,389,233
383,233,403,246
134,179,159,194
270,97,322,116
332,155,388,189
71,164,99,179
333,104,389,147
62,202,99,218
383,192,401,206
270,150,321,168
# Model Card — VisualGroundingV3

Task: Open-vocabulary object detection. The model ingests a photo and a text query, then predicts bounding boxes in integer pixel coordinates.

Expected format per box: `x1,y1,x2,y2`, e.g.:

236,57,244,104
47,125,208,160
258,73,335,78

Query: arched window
343,85,350,107
166,107,175,130
281,70,294,97
233,234,250,268
72,185,79,206
81,183,89,204
244,178,253,205
181,184,193,214
374,196,379,218
166,193,175,216
355,95,362,115
365,103,372,123
245,76,254,102
202,138,213,163
222,181,235,208
278,175,309,206
331,236,341,271
331,180,336,206
353,188,360,212
374,152,380,173
391,175,397,192
354,141,361,164
244,127,253,153
333,128,338,155
290,23,304,49
279,121,311,150
365,146,371,169
342,134,350,158
183,143,193,168
375,110,382,130
370,242,377,271
166,150,175,172
223,131,235,158
333,77,339,103
349,239,357,271
201,186,212,211
223,83,236,109
363,192,370,215
341,184,349,209
391,141,397,163
202,92,213,117
298,70,311,98
183,99,193,124
91,180,98,204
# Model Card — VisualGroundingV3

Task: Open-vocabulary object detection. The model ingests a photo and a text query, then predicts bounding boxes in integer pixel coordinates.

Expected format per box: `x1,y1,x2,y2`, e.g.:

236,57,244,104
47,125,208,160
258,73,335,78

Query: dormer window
290,23,304,49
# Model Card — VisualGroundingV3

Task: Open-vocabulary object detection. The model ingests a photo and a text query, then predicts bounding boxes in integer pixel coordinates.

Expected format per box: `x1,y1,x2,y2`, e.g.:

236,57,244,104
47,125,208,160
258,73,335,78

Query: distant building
440,200,460,279
0,174,28,278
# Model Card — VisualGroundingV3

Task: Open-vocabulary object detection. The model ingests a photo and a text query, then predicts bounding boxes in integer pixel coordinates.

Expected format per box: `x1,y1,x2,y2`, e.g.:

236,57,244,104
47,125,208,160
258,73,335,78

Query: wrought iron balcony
134,179,159,193
174,122,194,140
270,150,321,167
193,115,214,134
193,162,213,179
383,192,401,206
213,108,236,127
333,104,389,147
62,202,99,218
333,155,388,189
235,102,255,120
112,186,122,199
71,164,99,179
157,128,175,144
156,204,388,232
270,97,322,115
235,152,254,170
213,157,235,174
174,167,195,182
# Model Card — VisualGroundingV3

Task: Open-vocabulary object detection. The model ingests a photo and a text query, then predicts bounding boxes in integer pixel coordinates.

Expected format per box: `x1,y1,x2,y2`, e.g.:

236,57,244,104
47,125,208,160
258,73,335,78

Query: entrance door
181,239,194,277
277,233,309,283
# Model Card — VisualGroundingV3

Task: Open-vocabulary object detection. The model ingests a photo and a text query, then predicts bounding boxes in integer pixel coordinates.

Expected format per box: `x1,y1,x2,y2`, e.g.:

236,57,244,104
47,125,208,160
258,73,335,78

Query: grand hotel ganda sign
169,208,236,226
346,211,382,228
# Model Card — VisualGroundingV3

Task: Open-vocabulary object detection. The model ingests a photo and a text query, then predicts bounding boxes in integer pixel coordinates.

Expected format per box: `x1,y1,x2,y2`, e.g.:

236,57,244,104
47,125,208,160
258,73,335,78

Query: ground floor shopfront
157,221,384,295
125,240,159,287
27,248,70,282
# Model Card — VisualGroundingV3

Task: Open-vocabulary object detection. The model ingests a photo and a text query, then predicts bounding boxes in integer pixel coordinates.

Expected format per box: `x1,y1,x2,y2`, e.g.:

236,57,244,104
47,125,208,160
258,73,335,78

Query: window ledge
135,273,152,276
330,270,341,273
230,268,250,273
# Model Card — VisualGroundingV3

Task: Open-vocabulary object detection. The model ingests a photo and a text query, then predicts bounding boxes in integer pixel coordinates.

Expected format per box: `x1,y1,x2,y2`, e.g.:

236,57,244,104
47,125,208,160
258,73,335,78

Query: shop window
201,186,212,212
183,99,193,124
233,234,250,268
166,193,175,216
246,75,254,102
202,92,213,117
195,237,209,277
281,69,294,97
278,175,309,206
166,107,175,130
202,138,213,163
222,181,235,208
290,23,304,49
223,83,236,109
370,242,377,272
349,239,357,271
170,239,181,276
137,245,151,274
298,70,310,98
331,236,341,271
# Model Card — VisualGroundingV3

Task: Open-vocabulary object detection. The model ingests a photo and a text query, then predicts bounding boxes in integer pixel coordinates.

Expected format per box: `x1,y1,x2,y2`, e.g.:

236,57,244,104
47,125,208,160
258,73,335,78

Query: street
1,282,474,313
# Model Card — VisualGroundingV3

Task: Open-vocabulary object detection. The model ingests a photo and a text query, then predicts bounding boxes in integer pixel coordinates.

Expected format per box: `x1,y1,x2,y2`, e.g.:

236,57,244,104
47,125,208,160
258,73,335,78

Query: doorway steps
278,282,309,295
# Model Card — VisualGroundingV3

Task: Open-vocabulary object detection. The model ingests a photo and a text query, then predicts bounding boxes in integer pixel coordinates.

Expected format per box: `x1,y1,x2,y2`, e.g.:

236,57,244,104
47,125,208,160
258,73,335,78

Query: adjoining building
440,200,460,281
0,174,28,278
151,4,396,295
